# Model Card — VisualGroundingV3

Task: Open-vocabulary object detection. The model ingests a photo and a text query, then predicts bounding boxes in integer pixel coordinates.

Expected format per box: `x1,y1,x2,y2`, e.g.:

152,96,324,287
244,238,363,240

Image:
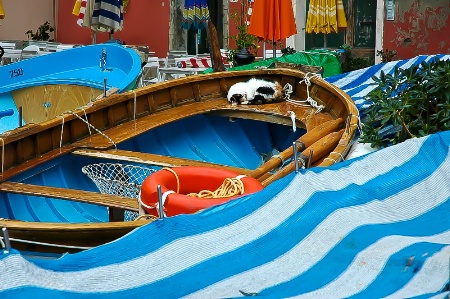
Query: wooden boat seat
72,149,254,176
0,181,139,211
73,98,335,150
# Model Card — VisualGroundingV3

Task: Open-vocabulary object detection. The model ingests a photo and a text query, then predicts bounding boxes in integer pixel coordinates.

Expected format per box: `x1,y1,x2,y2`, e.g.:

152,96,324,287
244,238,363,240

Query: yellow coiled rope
161,167,245,199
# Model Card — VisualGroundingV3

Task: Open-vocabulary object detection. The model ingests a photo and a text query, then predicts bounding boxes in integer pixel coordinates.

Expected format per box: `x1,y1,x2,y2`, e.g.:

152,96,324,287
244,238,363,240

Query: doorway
186,0,223,55
304,0,377,59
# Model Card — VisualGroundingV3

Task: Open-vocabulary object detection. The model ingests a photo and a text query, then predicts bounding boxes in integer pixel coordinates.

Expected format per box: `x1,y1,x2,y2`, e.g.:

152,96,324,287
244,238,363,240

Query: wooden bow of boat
0,68,358,253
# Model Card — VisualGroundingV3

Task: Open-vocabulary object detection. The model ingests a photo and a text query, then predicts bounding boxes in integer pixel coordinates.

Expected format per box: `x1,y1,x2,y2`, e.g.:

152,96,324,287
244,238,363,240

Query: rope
0,235,92,250
0,137,4,175
133,90,137,121
133,214,157,221
287,72,325,113
161,167,246,199
64,110,117,149
188,176,245,198
59,115,65,148
288,110,296,132
80,106,92,136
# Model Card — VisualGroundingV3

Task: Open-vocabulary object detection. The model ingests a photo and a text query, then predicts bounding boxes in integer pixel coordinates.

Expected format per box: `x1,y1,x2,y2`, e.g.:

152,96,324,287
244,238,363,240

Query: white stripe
294,236,450,298
189,148,450,298
383,246,450,299
0,136,434,293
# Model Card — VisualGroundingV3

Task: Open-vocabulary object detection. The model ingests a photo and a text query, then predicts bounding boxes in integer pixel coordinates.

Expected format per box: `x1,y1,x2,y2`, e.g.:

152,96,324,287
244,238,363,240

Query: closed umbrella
0,0,5,20
91,0,124,41
306,0,347,48
73,0,124,43
181,0,210,55
247,0,297,59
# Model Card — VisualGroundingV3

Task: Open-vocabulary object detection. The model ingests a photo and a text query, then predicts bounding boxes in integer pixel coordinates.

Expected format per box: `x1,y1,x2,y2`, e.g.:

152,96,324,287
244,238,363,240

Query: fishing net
82,163,155,221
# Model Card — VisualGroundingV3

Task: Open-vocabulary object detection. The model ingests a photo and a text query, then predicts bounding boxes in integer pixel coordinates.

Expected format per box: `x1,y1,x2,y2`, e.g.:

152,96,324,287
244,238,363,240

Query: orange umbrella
248,0,297,58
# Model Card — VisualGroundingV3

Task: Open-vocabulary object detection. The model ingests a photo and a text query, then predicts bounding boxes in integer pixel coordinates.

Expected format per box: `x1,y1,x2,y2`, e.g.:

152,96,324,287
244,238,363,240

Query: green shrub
360,59,450,148
340,44,373,73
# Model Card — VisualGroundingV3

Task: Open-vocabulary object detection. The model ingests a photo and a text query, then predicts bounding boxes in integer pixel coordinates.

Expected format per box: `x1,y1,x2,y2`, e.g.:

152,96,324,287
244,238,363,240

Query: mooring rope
287,72,325,113
0,138,4,175
64,110,117,149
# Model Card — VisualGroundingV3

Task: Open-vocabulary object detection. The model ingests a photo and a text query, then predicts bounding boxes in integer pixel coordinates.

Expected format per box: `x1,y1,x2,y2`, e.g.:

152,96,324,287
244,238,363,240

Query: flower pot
233,48,255,66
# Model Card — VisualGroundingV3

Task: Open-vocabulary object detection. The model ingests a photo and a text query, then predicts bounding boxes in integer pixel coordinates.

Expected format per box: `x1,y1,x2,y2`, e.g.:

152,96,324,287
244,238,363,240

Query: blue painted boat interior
0,92,21,132
0,43,142,94
0,114,303,224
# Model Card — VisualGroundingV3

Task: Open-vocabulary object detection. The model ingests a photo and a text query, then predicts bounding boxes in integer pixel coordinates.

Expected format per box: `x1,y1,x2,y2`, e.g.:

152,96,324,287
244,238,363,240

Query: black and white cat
227,78,285,105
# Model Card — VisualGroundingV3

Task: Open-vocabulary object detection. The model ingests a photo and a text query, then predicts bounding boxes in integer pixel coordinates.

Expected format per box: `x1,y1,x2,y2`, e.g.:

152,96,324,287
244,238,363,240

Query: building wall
383,0,449,59
56,0,170,57
0,0,54,41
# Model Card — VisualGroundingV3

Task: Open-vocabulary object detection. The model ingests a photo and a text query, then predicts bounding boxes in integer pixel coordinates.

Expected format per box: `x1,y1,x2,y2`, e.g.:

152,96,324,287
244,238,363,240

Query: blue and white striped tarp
1,56,450,298
1,130,450,298
326,54,450,113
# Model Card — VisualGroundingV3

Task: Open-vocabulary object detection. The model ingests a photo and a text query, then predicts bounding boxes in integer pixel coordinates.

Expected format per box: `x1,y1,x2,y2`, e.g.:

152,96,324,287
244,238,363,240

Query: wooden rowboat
0,68,358,254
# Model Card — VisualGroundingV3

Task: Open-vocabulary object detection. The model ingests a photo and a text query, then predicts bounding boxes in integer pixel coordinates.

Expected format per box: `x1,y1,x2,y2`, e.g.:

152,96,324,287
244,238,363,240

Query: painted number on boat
10,68,24,78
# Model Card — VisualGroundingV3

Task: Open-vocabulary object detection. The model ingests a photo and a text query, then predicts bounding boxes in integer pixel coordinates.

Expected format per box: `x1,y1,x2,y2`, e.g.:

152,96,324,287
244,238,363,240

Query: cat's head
227,82,250,105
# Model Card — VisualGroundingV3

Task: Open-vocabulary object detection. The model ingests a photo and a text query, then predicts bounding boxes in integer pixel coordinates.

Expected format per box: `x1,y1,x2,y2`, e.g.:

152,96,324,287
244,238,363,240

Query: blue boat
0,43,142,133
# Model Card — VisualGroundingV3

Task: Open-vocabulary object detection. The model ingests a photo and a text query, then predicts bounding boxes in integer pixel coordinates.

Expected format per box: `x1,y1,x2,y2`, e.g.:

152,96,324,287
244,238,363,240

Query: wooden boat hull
0,69,358,253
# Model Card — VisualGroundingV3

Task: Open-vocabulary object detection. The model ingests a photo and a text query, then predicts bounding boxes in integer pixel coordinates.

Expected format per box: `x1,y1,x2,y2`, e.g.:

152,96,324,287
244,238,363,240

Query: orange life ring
139,166,264,217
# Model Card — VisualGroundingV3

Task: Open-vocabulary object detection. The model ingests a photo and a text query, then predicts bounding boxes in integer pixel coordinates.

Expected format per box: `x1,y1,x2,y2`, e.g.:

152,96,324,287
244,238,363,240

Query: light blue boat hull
0,44,142,133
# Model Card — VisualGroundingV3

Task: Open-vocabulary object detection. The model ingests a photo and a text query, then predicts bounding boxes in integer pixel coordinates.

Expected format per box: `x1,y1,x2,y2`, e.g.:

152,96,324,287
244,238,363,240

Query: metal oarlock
157,185,164,220
307,149,314,168
18,106,23,127
293,141,301,173
103,78,107,97
1,227,11,254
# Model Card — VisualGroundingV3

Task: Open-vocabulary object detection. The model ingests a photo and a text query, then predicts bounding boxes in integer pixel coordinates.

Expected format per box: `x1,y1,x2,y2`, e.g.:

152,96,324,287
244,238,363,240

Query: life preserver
139,166,264,217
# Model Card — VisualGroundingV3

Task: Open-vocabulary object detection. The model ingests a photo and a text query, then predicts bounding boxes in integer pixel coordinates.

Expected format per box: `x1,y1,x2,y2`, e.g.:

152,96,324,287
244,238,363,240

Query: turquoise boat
0,43,142,133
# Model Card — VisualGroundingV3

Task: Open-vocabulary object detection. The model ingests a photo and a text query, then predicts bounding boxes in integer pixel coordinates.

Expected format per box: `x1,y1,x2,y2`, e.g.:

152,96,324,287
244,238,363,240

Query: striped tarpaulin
1,56,450,298
326,54,450,113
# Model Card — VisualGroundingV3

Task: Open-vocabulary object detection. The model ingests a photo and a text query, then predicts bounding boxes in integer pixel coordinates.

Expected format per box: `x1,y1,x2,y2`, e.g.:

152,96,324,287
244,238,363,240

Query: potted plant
25,21,54,41
228,0,259,66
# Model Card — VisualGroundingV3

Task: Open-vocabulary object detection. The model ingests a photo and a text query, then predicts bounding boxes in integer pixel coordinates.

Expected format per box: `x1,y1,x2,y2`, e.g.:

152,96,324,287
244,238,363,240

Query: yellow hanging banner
0,0,6,20
72,0,82,16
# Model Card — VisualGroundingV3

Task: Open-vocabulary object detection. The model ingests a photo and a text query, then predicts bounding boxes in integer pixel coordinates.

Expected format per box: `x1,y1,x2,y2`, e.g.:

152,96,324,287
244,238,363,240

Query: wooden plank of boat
0,219,151,253
72,149,254,176
0,181,139,211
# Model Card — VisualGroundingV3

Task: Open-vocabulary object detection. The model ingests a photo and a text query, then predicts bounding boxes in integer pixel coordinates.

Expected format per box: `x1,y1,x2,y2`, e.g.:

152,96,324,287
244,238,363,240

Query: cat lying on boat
227,78,286,105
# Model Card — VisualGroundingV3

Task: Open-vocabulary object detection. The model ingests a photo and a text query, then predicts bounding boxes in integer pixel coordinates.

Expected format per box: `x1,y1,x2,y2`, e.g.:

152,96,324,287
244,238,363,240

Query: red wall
383,0,450,60
57,0,170,57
